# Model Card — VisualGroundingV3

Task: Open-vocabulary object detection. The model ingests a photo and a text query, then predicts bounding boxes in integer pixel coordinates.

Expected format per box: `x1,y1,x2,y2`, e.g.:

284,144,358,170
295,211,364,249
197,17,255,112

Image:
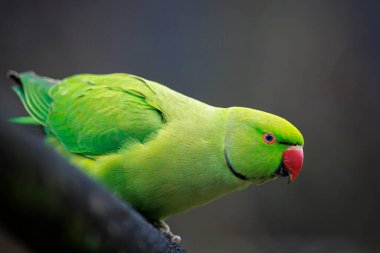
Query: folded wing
46,73,165,156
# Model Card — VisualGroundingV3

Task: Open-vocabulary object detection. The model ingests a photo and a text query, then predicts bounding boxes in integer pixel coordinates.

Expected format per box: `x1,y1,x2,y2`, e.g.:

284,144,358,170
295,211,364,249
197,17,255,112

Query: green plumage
47,74,163,155
10,71,304,220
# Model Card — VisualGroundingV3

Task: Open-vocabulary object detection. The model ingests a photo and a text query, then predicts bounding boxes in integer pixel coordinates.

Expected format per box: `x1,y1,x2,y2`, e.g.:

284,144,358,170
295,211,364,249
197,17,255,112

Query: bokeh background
0,0,379,252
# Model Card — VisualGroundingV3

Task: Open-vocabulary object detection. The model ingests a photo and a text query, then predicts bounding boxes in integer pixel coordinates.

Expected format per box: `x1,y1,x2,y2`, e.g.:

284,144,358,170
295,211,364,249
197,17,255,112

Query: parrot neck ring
224,149,249,181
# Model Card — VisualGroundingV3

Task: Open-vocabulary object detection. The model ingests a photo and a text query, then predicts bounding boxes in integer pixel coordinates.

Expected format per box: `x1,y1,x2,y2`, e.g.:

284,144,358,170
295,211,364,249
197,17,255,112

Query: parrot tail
8,71,57,126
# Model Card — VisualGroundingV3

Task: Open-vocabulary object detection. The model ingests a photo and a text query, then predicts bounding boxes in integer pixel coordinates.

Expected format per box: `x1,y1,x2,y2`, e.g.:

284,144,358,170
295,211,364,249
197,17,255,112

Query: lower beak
281,145,304,183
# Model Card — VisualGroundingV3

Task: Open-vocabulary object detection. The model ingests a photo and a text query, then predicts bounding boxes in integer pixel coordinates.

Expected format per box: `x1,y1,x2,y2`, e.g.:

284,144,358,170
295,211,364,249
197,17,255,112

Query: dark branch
0,122,186,253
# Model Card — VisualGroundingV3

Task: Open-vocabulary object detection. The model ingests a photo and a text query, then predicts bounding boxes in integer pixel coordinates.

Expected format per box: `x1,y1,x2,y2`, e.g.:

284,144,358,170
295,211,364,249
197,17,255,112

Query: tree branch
0,122,186,253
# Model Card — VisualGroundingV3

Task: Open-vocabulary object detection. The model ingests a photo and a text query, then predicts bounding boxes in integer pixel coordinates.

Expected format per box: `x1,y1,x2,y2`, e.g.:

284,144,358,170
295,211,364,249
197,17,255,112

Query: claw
171,235,181,244
153,220,181,244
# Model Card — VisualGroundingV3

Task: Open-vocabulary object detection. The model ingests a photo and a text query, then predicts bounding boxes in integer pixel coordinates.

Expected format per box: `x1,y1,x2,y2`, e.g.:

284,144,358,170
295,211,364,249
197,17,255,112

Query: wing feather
47,74,164,156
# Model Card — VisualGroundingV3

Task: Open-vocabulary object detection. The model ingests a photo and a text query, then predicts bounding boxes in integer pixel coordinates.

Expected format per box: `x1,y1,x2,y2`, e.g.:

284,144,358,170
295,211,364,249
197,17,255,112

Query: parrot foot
153,220,181,244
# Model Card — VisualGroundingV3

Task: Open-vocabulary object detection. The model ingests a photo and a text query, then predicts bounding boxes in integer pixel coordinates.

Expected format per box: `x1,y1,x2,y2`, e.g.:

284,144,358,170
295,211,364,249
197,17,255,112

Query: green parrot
8,71,304,243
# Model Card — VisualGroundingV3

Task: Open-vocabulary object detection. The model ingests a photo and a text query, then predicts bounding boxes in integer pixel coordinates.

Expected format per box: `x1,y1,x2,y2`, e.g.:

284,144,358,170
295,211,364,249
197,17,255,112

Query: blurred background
0,0,379,252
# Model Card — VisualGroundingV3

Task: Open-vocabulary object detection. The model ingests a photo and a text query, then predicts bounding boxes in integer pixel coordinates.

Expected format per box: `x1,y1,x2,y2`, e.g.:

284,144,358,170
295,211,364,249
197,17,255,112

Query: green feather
11,72,55,125
9,116,40,125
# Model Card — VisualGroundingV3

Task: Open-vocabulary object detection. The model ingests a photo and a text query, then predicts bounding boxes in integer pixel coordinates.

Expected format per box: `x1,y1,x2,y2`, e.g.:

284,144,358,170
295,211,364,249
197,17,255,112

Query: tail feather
9,116,40,125
8,71,57,125
7,70,22,85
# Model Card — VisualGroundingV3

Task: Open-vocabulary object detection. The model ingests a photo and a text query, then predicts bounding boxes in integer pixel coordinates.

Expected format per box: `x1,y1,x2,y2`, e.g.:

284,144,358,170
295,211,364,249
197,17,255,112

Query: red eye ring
263,132,276,144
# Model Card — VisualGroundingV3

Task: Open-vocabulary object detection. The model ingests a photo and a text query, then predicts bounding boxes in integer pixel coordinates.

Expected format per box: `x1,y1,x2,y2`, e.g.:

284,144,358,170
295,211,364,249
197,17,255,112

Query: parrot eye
263,132,276,144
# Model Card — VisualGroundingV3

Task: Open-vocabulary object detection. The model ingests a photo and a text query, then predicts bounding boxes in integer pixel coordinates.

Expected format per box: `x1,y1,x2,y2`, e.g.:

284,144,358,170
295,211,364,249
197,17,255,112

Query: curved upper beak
280,145,304,183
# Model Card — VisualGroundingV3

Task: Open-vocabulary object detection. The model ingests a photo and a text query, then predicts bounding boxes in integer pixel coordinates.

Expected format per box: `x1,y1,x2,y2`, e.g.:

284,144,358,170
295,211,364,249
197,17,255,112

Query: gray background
0,0,379,252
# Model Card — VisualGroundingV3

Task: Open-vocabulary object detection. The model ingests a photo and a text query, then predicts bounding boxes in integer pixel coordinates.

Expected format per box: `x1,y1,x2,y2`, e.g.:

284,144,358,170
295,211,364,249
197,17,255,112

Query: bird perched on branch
8,71,304,243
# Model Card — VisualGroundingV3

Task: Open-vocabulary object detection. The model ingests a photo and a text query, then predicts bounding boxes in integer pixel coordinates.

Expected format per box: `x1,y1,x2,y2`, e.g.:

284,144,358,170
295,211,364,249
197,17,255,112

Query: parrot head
225,107,304,184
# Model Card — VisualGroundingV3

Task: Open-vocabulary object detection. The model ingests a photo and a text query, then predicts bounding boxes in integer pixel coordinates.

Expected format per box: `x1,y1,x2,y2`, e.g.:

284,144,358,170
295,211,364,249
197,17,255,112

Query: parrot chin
276,145,304,184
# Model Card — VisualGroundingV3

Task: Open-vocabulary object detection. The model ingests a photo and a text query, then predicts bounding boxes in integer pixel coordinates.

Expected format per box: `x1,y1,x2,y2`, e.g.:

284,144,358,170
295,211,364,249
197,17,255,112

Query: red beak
282,146,304,183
